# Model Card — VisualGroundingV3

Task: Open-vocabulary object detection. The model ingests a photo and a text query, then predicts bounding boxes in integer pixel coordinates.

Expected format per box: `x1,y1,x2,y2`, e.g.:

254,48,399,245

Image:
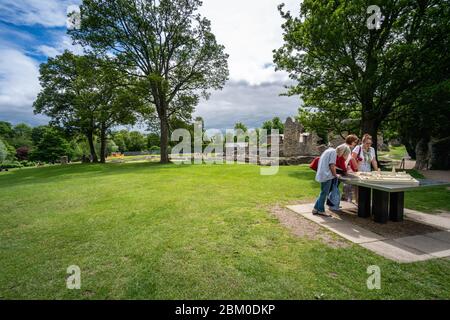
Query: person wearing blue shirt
313,145,349,216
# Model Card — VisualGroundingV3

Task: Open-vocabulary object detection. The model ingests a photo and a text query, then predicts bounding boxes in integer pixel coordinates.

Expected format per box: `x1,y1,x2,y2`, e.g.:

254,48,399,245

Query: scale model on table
347,170,420,186
340,169,446,224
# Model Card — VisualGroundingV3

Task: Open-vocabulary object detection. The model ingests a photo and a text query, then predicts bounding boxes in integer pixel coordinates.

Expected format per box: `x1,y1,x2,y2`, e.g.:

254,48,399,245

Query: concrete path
286,202,450,263
420,170,450,183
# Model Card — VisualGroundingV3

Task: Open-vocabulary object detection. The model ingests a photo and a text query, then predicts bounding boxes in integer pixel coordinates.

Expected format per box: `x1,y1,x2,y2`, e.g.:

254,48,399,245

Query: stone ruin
205,117,325,166
282,117,322,158
259,117,324,165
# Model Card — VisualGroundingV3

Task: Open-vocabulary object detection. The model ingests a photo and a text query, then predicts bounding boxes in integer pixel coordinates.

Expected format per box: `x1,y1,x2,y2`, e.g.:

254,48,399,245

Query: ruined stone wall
282,117,321,157
283,117,303,157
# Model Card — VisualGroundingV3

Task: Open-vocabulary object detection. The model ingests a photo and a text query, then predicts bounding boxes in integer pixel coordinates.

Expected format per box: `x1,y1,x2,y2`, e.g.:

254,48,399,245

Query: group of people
313,134,378,217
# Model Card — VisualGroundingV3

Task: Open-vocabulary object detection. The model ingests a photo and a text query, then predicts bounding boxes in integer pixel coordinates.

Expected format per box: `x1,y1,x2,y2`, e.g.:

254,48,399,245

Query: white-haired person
313,144,351,216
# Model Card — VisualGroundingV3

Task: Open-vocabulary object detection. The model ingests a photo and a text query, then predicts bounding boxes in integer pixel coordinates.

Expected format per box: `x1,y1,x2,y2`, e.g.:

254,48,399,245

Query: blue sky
0,0,302,130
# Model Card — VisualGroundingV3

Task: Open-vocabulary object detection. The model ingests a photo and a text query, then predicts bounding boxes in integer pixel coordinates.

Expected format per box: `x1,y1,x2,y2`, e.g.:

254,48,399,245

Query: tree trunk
414,137,431,170
159,113,170,163
99,124,107,164
402,138,417,160
430,137,450,170
86,131,98,163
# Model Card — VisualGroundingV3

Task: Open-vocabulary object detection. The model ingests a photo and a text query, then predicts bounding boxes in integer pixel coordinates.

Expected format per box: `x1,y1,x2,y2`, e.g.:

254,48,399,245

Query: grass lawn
0,163,449,299
379,145,409,161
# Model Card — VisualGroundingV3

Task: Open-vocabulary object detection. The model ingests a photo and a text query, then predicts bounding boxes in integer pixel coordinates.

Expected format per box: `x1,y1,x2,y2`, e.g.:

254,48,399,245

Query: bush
0,139,7,162
16,146,30,161
1,160,23,169
20,160,36,167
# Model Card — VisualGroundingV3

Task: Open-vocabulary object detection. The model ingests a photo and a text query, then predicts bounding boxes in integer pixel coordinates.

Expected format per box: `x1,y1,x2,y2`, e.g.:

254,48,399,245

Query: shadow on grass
0,161,196,189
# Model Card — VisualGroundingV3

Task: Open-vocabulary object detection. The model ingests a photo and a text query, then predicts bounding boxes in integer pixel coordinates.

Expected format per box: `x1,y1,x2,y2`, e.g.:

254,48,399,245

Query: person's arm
349,157,358,172
330,164,338,177
371,158,379,171
352,146,361,162
371,148,379,171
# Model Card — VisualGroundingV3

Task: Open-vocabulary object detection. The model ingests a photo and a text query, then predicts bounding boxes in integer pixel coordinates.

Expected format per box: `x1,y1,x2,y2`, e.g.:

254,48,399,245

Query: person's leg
328,178,341,211
314,179,332,213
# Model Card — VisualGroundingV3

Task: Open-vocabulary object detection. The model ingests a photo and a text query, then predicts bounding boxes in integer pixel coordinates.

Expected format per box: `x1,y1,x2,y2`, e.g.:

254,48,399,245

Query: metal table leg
358,186,371,218
372,190,389,224
389,192,404,222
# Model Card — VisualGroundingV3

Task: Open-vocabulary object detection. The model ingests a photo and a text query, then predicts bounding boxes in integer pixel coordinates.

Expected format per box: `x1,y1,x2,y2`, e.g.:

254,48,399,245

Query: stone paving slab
405,209,450,230
361,240,434,263
322,222,386,244
286,202,450,263
286,207,343,225
393,235,450,258
286,204,385,244
424,230,450,243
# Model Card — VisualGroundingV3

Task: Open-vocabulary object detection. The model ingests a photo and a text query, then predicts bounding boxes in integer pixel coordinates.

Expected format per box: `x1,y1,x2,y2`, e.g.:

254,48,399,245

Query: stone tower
283,117,304,157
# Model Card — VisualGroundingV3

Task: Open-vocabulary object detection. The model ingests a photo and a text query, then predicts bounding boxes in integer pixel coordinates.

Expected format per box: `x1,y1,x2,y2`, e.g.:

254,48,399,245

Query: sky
0,0,302,130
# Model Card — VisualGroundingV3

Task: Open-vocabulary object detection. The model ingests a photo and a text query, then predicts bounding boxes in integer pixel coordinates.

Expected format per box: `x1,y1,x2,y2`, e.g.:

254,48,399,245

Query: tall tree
0,139,8,163
274,0,449,154
234,122,248,133
10,123,33,148
30,127,71,163
70,0,229,163
0,122,13,140
263,117,285,134
34,51,146,163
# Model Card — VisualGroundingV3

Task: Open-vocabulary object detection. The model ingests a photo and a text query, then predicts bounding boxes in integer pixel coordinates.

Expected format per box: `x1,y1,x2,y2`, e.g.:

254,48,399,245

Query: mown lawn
379,145,408,161
0,163,449,299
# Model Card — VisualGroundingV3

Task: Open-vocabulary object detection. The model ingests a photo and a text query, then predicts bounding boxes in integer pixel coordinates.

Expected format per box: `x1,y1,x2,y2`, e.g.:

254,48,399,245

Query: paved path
286,202,450,263
420,170,450,183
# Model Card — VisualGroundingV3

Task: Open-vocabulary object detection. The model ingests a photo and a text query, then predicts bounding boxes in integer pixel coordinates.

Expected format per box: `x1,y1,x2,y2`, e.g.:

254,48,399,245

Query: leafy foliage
262,117,285,134
34,51,148,162
0,139,8,163
70,0,229,162
29,128,71,163
274,0,450,151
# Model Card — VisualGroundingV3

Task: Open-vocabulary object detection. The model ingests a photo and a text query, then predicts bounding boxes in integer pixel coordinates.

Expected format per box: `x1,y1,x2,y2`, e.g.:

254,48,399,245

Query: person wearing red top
336,155,348,174
343,134,360,202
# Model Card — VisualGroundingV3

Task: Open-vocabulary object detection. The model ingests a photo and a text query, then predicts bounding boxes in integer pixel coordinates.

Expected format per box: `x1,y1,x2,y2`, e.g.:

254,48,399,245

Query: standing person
345,134,359,171
313,145,349,216
342,134,359,202
328,144,351,211
352,134,379,172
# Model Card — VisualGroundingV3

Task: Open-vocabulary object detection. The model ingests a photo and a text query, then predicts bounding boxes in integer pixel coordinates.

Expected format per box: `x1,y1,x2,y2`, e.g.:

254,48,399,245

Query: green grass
379,145,408,161
0,163,449,299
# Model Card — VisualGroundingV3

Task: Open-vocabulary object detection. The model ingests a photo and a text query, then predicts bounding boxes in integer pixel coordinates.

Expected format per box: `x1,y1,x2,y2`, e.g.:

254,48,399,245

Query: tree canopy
274,0,450,155
70,0,229,163
34,51,148,163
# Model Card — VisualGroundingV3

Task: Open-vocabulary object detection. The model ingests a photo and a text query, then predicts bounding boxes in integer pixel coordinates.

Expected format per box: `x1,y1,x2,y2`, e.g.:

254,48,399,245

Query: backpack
309,157,320,171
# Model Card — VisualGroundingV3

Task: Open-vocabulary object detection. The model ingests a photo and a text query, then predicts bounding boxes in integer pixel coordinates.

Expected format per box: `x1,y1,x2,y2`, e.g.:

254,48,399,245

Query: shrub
0,139,7,163
20,160,36,167
16,146,30,161
1,160,23,169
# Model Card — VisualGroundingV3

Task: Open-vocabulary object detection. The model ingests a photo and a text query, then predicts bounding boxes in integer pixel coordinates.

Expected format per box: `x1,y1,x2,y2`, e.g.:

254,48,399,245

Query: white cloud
199,0,301,85
194,80,301,130
194,0,303,129
36,45,61,57
0,0,80,27
0,0,303,127
0,48,45,125
36,34,84,57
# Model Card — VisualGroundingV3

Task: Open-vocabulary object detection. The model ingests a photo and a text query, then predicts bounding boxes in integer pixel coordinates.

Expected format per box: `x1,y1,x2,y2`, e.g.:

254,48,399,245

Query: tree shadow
0,162,195,189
